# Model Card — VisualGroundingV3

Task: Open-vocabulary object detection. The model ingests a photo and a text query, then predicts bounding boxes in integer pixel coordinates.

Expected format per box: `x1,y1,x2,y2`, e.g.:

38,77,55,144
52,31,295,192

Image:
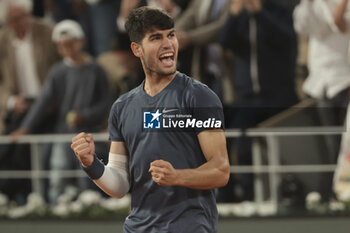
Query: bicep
197,129,228,164
110,141,129,155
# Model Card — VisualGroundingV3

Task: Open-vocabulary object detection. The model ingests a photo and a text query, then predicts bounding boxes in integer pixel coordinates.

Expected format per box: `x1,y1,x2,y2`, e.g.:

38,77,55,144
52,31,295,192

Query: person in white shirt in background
294,0,350,202
294,0,350,162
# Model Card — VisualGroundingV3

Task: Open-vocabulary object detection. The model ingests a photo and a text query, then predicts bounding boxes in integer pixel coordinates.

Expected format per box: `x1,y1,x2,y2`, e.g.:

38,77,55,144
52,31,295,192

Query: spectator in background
219,0,298,201
175,0,230,99
118,0,185,25
155,0,183,19
294,0,350,163
79,0,122,57
0,0,59,134
38,0,122,57
0,0,59,204
0,0,6,27
116,0,161,33
33,0,80,22
97,32,143,100
10,20,111,204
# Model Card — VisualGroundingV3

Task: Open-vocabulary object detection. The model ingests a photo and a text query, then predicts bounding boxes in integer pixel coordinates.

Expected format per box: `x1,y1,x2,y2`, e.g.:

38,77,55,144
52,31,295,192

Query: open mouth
159,52,175,67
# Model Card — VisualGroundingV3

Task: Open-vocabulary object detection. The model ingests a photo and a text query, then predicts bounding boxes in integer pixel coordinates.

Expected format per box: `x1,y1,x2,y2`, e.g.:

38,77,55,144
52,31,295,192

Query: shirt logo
143,110,162,129
162,108,178,114
143,108,222,131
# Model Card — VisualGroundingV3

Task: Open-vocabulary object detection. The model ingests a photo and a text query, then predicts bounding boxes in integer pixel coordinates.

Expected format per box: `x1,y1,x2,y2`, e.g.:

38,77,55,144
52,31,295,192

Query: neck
15,31,26,40
70,53,87,65
144,72,177,97
64,53,89,67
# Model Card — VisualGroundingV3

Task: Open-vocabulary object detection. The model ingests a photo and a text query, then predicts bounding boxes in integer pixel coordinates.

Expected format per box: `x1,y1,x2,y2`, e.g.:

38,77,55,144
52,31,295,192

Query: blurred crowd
0,0,349,208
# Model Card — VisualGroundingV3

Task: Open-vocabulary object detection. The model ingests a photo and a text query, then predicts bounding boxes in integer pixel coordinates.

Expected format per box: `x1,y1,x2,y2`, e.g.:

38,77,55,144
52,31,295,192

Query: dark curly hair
125,6,174,43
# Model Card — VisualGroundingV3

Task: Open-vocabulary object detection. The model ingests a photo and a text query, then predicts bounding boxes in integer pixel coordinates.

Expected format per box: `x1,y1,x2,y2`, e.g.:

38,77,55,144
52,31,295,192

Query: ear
130,42,142,58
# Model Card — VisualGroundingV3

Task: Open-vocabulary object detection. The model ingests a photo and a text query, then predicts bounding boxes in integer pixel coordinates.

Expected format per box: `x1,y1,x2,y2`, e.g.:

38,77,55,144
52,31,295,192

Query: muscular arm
149,129,230,190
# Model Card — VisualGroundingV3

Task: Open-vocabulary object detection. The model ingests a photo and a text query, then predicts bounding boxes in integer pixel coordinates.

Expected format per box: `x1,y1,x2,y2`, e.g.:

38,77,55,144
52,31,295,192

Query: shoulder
46,62,69,80
175,72,209,92
111,84,143,111
180,73,222,108
49,62,66,74
51,61,66,71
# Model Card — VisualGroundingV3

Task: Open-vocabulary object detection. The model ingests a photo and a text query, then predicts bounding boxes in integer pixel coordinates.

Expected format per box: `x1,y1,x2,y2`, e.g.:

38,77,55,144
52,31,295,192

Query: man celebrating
71,6,229,233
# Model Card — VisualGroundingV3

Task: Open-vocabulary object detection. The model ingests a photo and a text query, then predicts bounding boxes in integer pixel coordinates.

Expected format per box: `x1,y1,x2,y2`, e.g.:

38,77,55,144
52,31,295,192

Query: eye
151,35,161,41
168,33,175,38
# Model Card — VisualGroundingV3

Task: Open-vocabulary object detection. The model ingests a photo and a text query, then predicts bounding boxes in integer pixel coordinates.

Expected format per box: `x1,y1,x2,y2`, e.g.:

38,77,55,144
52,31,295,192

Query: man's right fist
71,132,95,166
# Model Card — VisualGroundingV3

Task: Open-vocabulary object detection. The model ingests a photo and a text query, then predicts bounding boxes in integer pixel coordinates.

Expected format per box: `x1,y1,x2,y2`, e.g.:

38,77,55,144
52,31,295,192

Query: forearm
173,130,230,190
21,93,52,132
82,153,130,198
333,0,348,33
174,0,196,31
149,130,230,190
175,158,230,190
185,7,229,46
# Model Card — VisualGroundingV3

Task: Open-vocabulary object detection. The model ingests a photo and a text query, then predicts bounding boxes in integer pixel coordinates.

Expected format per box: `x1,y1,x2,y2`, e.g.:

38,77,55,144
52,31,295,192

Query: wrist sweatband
82,154,105,180
93,153,130,198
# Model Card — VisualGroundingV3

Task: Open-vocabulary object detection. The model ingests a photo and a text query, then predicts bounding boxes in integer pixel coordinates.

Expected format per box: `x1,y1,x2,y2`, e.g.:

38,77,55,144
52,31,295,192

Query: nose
162,37,172,48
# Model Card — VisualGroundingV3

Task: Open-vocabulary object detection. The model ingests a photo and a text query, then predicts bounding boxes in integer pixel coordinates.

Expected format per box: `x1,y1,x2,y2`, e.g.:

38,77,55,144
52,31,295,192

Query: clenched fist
149,160,179,186
71,132,95,166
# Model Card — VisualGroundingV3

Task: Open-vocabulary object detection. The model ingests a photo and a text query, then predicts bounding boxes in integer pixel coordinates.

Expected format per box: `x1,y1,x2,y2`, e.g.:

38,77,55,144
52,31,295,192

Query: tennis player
71,6,230,233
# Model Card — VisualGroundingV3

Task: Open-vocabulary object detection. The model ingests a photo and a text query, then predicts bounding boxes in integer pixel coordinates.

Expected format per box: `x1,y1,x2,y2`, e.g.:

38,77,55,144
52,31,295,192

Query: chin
165,65,177,74
162,69,176,76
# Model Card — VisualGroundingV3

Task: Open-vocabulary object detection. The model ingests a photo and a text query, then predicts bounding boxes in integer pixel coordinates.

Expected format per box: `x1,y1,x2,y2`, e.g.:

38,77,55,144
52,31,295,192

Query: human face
57,39,84,60
7,6,31,39
133,28,178,78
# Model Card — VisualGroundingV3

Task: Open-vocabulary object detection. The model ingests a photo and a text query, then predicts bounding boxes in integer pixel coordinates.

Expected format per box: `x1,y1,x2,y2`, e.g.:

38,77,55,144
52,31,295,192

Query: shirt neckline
140,72,180,102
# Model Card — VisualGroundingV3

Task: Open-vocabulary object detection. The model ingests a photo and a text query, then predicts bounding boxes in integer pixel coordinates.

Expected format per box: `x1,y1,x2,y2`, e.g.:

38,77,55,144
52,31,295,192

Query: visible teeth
160,53,173,58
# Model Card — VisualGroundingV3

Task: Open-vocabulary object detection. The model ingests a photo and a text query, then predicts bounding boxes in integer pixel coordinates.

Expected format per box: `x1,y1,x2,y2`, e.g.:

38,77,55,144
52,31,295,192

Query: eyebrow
168,29,176,36
148,29,176,40
149,33,162,40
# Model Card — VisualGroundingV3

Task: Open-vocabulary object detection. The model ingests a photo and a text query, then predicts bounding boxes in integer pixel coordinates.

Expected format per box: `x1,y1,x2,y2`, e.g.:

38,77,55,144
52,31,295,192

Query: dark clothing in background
218,1,298,202
21,61,111,134
220,2,298,105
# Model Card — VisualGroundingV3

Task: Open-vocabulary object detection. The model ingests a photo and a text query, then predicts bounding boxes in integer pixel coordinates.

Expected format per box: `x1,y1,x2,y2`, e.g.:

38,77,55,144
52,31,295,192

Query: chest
119,91,192,150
